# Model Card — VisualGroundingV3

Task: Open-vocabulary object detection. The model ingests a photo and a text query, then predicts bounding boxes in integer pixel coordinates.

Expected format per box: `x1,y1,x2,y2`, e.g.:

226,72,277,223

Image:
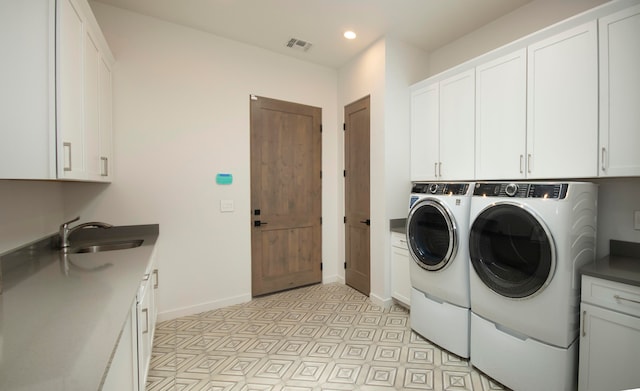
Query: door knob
254,220,268,227
360,219,370,226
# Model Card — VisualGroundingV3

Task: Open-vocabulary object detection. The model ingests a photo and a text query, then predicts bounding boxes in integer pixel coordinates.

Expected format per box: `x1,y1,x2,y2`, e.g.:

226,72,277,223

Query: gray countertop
390,218,406,234
581,240,640,287
0,224,159,391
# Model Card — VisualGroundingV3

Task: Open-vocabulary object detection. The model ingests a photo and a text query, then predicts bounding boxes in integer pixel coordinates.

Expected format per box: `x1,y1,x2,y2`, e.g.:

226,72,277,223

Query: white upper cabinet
598,4,640,177
475,49,527,180
410,70,475,181
0,0,114,181
439,69,475,181
526,21,598,178
410,83,439,181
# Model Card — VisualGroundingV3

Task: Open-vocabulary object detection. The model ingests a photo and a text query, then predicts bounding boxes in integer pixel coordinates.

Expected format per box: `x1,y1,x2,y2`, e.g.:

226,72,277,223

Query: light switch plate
635,211,640,230
220,200,234,212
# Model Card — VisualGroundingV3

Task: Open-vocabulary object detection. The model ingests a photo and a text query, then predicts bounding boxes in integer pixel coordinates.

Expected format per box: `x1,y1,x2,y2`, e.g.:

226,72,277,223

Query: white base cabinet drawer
581,275,640,317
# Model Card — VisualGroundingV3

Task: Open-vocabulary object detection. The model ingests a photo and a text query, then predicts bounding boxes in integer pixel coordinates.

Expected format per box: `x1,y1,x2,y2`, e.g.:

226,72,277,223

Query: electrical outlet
635,211,640,230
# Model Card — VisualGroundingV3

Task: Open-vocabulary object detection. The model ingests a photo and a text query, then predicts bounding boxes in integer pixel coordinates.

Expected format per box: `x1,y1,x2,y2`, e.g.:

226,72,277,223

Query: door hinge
320,262,323,271
343,123,346,131
320,170,322,179
344,262,347,269
320,124,323,133
343,170,346,177
320,217,322,224
343,216,346,223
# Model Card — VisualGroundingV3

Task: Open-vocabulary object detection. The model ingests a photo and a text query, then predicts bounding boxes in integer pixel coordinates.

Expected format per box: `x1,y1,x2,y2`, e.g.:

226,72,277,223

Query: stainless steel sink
70,239,144,254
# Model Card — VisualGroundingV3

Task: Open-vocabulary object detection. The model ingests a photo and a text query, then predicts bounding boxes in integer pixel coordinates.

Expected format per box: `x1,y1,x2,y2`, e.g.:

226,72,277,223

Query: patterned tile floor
146,283,508,391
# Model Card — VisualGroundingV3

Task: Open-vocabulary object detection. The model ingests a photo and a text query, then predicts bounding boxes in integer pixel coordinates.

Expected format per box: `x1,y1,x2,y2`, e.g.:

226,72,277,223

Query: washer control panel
411,183,470,196
473,182,568,199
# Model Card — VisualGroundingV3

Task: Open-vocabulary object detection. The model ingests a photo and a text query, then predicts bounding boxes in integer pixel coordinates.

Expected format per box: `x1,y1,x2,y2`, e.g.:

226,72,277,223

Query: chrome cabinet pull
438,162,442,177
434,162,438,178
142,308,149,334
582,310,587,337
614,294,640,305
601,147,606,171
519,155,524,174
153,269,159,289
63,142,72,171
100,157,108,176
527,154,532,174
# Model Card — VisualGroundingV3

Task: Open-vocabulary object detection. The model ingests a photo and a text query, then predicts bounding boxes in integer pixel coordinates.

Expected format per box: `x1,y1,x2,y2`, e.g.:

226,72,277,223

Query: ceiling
93,0,533,68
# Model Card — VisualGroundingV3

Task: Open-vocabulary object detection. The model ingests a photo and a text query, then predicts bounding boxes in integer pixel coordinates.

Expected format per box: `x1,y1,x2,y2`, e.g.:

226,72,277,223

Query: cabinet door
84,29,102,180
527,21,598,178
599,4,640,177
99,56,113,180
58,0,86,179
439,69,475,180
102,303,139,391
578,302,640,391
391,233,411,306
476,49,527,180
137,277,152,391
411,83,439,180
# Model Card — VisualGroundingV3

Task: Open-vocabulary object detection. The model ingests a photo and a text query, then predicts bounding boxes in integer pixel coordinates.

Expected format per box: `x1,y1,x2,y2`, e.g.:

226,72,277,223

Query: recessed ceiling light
344,31,356,40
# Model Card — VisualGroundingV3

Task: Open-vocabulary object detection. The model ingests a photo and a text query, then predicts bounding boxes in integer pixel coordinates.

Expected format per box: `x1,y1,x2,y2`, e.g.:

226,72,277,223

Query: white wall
0,181,64,254
428,0,609,75
69,3,339,320
337,39,386,301
337,37,428,305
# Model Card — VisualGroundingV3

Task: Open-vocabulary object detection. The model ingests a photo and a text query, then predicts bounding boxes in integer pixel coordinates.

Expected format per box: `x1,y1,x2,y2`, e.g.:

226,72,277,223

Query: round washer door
407,198,457,271
469,203,555,299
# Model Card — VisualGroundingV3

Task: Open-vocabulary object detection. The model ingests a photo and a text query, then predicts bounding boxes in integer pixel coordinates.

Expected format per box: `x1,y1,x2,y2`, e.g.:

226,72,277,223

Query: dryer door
469,203,555,298
407,198,457,271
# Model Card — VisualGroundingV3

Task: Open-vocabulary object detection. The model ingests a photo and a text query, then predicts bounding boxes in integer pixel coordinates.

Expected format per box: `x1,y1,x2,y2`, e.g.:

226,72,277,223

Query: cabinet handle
142,308,149,334
63,142,72,172
434,162,438,178
614,294,640,305
601,147,606,171
582,310,587,337
438,162,442,178
153,269,159,289
100,157,108,176
527,154,532,174
519,155,524,174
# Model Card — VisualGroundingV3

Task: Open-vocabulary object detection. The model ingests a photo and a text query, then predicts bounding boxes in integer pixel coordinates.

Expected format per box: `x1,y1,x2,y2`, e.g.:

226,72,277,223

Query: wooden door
344,96,370,296
250,95,322,296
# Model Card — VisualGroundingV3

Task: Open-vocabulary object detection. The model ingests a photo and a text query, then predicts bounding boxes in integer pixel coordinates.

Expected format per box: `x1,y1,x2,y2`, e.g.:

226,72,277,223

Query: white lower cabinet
137,257,159,391
102,303,139,391
103,257,159,391
391,232,411,307
579,276,640,391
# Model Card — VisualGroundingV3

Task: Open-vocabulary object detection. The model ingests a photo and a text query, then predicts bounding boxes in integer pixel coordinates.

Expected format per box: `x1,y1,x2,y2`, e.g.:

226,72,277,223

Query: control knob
505,183,519,197
429,183,439,194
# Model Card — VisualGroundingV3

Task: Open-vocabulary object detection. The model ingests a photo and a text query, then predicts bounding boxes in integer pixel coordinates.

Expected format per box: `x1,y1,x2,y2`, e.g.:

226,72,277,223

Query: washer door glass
407,199,456,271
469,203,554,298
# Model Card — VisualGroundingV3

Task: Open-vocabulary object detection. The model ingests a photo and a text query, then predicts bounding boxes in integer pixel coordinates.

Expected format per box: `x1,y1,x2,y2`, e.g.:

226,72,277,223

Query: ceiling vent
286,38,312,52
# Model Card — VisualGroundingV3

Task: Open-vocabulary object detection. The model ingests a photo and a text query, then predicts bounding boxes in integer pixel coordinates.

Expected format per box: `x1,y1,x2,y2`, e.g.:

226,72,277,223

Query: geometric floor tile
146,282,510,391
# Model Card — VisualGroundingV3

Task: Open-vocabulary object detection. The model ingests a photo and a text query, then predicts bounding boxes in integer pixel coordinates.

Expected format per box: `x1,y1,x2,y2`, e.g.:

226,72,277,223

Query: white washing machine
406,182,473,358
467,182,597,391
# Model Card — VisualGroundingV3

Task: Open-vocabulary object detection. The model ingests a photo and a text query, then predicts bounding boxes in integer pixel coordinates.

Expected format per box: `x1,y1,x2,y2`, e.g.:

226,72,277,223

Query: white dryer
406,182,473,358
467,182,597,391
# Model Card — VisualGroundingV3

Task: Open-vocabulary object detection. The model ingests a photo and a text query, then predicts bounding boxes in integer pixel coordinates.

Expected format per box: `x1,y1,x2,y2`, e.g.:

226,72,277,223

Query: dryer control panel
411,183,470,195
473,182,568,199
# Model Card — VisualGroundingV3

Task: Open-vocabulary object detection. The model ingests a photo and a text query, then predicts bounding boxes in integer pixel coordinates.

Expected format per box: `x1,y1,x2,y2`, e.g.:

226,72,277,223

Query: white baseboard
370,291,393,308
157,292,251,322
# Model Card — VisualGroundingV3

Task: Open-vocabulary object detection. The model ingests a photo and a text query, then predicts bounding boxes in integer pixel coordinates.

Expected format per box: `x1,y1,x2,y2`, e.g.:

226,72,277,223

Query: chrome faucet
59,216,113,251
